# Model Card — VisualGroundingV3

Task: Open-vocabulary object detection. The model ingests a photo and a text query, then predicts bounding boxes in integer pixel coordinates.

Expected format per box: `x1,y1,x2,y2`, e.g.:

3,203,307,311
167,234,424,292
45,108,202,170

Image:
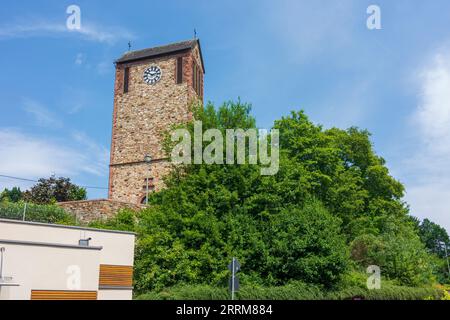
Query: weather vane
194,29,197,39
128,41,132,51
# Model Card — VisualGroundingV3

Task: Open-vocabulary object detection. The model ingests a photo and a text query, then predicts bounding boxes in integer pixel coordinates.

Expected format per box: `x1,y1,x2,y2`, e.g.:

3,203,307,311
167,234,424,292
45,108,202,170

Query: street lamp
144,154,152,205
438,241,450,278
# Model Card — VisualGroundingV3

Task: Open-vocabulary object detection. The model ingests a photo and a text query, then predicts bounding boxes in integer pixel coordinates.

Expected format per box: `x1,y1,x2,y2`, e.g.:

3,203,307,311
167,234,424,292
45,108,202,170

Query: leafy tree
93,101,439,291
350,215,434,286
273,111,407,232
418,218,450,258
24,176,87,204
0,187,23,203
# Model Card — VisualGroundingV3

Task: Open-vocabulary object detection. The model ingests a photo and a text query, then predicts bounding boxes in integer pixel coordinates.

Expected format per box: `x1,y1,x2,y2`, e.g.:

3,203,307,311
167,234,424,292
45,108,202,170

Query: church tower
108,39,205,204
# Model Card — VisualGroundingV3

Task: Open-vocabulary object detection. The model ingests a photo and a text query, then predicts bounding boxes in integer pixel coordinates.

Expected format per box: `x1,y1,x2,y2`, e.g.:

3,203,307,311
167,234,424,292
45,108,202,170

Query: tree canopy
92,101,447,292
23,175,87,204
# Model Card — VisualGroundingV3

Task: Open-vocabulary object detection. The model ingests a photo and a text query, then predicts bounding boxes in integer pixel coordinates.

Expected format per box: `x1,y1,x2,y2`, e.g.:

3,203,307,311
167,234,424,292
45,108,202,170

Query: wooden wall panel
99,264,133,288
31,290,97,300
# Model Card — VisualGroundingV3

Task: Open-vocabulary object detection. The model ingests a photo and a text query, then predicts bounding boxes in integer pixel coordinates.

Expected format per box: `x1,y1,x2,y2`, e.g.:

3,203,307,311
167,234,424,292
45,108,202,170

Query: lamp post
144,154,152,205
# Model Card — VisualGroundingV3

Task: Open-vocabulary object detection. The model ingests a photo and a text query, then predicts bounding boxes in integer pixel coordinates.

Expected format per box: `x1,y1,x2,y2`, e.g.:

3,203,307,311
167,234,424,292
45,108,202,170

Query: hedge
0,202,75,224
135,283,444,300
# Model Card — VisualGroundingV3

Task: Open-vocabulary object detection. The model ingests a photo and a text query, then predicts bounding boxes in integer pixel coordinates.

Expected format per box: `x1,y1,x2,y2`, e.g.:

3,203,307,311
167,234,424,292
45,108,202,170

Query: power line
0,174,108,190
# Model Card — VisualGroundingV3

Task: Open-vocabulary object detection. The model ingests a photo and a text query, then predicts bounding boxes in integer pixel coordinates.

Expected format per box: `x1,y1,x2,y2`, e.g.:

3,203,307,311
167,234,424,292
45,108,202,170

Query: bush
135,283,443,300
135,285,229,300
327,285,442,300
0,201,75,224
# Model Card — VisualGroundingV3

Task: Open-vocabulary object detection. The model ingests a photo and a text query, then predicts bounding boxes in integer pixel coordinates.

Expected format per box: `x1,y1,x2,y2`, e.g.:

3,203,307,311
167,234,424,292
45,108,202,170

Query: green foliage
266,202,348,287
0,187,23,203
135,285,230,300
326,285,442,301
128,199,348,293
135,283,443,300
350,216,435,286
88,209,137,232
24,175,87,204
0,201,75,224
274,110,435,286
94,101,441,295
418,218,450,258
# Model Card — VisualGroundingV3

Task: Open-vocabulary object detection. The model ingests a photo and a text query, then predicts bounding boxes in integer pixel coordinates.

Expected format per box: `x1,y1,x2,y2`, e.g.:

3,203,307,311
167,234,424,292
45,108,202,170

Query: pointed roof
115,39,205,73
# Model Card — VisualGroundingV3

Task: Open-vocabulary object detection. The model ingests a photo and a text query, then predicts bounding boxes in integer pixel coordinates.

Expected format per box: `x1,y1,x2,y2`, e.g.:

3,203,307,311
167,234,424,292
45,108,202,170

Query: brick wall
58,199,143,224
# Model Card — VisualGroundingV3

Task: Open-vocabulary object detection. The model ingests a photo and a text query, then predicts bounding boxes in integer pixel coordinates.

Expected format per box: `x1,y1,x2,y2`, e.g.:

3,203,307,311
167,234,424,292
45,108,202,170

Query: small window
123,67,130,93
197,68,201,96
176,57,183,84
192,63,197,92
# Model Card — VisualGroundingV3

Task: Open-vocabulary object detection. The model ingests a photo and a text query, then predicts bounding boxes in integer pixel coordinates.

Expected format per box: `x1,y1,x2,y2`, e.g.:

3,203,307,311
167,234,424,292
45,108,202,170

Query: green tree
0,187,23,203
99,102,350,292
93,101,438,291
350,215,434,286
418,218,450,258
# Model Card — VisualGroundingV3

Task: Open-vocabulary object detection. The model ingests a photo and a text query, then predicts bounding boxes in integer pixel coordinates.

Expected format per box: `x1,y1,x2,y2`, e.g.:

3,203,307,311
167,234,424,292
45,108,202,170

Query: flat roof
0,218,136,236
0,239,103,251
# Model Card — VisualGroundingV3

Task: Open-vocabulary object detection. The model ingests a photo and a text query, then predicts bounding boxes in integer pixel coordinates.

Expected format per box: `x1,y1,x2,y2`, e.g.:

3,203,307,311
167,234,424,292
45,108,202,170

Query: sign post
228,257,241,300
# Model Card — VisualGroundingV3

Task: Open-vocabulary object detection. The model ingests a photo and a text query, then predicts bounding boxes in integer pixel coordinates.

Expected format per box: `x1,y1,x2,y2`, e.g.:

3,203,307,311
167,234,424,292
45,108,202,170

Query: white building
0,218,135,300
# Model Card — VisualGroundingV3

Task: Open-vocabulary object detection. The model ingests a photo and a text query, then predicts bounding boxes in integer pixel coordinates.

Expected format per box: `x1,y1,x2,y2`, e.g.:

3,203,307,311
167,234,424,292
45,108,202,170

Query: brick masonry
57,199,143,224
108,41,204,204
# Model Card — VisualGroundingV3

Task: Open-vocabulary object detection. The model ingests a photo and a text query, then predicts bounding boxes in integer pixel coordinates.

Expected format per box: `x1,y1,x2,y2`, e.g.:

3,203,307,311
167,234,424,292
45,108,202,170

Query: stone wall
58,199,143,224
108,42,204,204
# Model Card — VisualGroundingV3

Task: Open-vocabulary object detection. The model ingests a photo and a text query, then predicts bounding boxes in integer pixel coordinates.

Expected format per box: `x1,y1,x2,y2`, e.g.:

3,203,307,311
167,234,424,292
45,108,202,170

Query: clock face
143,65,162,85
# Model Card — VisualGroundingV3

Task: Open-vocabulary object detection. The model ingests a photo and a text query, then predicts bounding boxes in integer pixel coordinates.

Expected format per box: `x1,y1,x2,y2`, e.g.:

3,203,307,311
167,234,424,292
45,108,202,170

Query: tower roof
116,39,205,73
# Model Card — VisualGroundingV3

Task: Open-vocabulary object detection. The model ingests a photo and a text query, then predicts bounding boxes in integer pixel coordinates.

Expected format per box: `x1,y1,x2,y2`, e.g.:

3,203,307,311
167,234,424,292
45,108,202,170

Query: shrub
135,283,443,300
135,285,229,300
0,201,75,224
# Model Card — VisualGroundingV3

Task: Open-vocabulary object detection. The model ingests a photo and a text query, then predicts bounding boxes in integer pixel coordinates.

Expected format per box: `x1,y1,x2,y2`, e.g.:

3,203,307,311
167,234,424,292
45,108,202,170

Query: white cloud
0,20,134,44
403,49,450,231
0,129,109,190
414,53,450,155
22,98,61,128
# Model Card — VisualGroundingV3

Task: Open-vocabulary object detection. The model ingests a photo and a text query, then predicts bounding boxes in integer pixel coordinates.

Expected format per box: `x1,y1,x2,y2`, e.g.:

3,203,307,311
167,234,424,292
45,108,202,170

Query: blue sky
1,0,450,231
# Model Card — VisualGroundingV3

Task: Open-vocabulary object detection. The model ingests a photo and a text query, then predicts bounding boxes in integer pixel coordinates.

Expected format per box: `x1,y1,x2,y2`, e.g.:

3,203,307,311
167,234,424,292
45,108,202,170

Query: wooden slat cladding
31,290,97,300
99,264,133,288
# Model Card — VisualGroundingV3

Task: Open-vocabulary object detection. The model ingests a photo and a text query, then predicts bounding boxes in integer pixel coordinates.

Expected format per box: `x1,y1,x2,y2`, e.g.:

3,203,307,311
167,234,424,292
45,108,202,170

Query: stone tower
108,39,205,204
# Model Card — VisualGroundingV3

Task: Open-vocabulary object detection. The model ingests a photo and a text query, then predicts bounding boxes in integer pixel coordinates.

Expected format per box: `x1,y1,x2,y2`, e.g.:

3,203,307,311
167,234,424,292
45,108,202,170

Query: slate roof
115,39,205,73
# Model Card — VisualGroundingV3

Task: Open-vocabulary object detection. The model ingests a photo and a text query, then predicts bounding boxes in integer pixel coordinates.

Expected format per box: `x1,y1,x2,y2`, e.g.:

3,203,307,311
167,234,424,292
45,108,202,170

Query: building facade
108,39,205,204
0,218,135,300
